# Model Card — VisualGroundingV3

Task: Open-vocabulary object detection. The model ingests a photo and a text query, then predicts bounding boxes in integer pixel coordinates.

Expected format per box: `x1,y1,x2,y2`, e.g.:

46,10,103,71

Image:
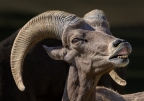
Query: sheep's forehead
69,29,115,44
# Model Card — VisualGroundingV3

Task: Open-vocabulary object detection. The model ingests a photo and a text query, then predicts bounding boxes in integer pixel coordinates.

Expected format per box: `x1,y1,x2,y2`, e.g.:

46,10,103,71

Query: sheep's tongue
109,70,127,86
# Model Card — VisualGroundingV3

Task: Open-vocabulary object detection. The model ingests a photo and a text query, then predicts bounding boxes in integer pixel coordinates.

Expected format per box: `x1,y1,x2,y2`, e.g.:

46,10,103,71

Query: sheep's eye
72,38,88,44
72,38,81,44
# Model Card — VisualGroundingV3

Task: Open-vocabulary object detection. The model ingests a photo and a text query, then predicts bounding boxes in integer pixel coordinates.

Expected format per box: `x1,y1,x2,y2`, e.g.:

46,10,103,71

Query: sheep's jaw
109,42,131,67
108,42,132,86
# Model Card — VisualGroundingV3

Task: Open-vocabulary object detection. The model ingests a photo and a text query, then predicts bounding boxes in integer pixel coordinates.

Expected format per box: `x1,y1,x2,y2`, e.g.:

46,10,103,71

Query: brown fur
9,10,132,101
96,87,144,101
0,29,127,101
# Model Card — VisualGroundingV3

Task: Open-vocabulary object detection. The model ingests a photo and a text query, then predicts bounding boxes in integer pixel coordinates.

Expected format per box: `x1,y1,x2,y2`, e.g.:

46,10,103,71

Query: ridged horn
83,9,111,34
10,10,80,91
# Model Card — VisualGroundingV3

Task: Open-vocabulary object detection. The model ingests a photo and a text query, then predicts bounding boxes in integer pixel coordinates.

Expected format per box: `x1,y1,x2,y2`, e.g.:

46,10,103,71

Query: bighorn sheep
10,9,132,101
0,10,125,101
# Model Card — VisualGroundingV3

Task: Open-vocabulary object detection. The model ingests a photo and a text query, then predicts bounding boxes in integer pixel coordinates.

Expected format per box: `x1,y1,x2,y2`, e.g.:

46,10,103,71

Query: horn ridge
10,10,80,91
83,9,111,34
83,9,109,28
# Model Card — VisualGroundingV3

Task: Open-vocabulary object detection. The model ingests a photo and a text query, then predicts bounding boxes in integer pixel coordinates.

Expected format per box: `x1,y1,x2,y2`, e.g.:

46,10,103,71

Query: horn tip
17,81,25,91
19,86,25,91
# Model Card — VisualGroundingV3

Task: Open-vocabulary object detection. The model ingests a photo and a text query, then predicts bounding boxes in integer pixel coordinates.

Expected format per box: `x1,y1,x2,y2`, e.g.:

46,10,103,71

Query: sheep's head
43,21,131,84
10,10,132,91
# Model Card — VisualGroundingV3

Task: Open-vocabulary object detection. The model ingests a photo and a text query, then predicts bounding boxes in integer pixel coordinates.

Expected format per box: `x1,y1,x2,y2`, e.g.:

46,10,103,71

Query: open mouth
108,42,132,86
109,42,132,67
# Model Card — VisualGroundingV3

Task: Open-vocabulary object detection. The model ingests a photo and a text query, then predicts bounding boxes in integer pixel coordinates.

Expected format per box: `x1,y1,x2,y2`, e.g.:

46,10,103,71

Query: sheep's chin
109,70,127,86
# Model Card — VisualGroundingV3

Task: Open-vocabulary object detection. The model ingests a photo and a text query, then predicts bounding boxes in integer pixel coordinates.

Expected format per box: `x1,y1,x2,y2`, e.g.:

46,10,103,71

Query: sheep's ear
43,45,77,63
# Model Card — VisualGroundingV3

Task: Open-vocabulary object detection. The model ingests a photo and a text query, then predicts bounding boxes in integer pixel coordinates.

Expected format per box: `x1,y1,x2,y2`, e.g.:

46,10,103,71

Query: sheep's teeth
118,55,128,59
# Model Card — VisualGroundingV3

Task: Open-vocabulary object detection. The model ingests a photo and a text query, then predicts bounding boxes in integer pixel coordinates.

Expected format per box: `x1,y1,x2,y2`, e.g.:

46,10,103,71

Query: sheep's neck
62,65,100,101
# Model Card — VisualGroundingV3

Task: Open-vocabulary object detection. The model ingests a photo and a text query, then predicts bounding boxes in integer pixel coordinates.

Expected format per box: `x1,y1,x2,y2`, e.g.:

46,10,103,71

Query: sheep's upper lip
109,42,131,60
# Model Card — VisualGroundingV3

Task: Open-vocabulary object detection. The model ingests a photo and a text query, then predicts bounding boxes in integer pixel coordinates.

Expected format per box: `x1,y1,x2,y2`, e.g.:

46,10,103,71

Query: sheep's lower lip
109,42,132,67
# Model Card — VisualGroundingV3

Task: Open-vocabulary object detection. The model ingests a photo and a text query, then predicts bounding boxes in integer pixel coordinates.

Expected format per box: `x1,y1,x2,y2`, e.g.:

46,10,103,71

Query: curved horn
83,9,111,34
10,10,80,91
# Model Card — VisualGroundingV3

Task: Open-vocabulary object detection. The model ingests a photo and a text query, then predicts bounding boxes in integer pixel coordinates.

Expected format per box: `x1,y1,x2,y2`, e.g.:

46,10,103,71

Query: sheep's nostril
113,39,126,47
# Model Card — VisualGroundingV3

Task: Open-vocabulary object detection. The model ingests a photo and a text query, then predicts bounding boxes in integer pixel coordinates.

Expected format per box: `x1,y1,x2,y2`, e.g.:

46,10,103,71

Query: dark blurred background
0,0,144,94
